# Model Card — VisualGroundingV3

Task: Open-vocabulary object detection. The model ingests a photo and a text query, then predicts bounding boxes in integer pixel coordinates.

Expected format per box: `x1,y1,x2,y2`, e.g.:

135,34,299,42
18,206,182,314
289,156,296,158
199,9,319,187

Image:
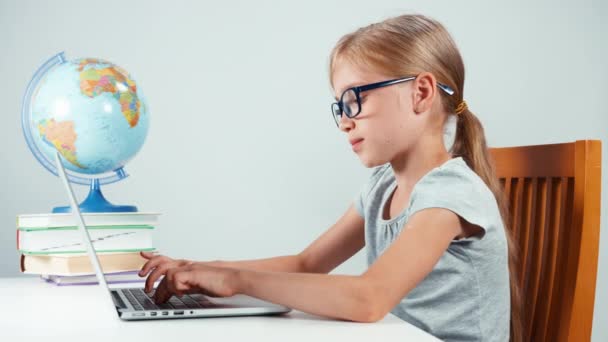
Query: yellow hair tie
455,100,468,115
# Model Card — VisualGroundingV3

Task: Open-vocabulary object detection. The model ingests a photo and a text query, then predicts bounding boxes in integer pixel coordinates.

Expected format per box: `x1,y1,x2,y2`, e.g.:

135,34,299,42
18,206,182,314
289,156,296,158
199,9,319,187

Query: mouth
349,138,364,146
350,138,364,151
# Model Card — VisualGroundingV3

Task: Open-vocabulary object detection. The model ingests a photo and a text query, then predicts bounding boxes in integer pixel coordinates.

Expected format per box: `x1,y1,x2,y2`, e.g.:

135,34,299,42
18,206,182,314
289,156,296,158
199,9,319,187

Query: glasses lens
331,103,342,126
341,89,359,118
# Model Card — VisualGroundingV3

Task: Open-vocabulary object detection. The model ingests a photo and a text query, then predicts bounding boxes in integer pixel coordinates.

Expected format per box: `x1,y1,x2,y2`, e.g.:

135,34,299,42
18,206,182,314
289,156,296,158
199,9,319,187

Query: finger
139,255,169,276
145,263,173,293
161,268,193,301
164,269,180,297
140,251,156,259
153,277,170,304
155,268,178,304
139,255,171,277
139,257,159,277
143,259,192,291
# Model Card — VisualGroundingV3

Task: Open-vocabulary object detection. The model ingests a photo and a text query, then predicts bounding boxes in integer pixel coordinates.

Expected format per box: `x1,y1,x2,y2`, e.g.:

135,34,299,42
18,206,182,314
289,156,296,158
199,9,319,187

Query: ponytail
452,108,524,342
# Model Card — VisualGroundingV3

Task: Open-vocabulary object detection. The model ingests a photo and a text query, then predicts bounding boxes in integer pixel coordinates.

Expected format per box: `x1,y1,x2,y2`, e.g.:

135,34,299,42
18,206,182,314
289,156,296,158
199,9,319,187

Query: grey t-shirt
354,157,510,342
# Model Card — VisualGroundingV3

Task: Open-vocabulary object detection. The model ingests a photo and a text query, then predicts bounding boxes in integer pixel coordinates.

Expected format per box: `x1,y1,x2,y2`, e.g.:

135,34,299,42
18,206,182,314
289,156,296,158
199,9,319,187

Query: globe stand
52,178,138,213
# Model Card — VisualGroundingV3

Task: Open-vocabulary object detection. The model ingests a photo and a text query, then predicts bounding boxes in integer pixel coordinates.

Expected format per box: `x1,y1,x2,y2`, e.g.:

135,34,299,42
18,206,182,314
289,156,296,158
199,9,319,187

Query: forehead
331,60,389,97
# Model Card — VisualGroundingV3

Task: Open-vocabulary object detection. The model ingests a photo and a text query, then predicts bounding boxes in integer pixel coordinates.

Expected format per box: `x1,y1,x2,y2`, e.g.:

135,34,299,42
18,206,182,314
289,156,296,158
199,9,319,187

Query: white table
0,276,439,341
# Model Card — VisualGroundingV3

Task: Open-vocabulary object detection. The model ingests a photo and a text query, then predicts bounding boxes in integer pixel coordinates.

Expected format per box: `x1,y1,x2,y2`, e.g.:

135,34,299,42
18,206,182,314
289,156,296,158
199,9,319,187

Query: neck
389,138,452,194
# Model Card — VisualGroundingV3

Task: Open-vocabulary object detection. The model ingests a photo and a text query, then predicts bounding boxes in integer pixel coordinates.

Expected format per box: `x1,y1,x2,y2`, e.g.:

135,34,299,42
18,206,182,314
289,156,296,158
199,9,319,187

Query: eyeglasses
330,76,455,127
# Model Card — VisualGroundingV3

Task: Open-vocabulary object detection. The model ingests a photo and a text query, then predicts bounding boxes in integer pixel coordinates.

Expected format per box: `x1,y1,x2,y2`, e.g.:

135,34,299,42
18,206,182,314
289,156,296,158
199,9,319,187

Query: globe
21,52,150,213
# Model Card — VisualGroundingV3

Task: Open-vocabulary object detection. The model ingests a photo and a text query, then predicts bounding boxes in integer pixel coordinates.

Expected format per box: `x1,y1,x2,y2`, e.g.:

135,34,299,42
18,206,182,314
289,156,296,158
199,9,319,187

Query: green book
17,224,156,255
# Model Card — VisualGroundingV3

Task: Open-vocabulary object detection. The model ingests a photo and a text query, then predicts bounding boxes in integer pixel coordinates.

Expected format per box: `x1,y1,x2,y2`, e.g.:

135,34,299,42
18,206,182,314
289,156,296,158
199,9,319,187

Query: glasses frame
331,76,455,127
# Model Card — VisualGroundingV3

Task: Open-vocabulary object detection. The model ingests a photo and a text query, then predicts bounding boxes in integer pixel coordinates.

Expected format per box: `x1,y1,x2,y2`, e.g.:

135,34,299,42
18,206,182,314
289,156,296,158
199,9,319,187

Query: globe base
52,179,138,213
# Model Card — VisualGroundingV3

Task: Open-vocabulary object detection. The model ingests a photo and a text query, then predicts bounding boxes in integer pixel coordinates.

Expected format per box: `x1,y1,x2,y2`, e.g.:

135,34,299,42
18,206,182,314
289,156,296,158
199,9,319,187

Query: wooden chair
489,140,602,342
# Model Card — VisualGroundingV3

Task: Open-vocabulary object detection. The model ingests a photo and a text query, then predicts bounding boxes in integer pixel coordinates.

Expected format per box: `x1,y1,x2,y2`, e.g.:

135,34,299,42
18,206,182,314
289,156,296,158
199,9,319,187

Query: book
41,270,153,286
21,252,149,276
17,212,160,228
17,225,155,255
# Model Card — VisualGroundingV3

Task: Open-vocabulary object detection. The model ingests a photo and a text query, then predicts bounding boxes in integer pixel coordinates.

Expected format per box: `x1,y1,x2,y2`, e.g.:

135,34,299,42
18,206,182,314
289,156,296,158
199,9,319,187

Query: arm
205,255,305,273
235,207,465,322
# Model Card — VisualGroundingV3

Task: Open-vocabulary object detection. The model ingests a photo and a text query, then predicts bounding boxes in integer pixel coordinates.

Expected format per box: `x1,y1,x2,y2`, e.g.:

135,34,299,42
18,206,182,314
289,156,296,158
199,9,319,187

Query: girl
139,14,521,342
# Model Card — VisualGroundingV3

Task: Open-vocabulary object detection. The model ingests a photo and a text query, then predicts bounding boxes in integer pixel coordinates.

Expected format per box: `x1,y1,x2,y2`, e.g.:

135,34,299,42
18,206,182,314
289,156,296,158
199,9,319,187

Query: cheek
373,117,422,156
378,117,409,144
358,99,417,153
358,124,400,164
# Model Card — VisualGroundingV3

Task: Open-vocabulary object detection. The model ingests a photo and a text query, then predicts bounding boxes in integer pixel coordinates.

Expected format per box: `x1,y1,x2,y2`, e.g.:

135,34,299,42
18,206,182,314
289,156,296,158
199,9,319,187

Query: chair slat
520,178,536,292
511,178,524,282
527,177,551,340
504,177,512,200
539,177,568,340
533,177,556,341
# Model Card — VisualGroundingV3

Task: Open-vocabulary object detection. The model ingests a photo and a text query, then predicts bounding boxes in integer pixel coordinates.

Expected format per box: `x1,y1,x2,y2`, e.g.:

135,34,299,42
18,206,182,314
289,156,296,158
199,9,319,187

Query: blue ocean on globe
29,58,149,175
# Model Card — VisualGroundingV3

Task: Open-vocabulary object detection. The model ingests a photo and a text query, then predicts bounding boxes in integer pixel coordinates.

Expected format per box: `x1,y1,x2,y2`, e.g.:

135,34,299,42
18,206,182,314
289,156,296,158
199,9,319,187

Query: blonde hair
329,14,522,342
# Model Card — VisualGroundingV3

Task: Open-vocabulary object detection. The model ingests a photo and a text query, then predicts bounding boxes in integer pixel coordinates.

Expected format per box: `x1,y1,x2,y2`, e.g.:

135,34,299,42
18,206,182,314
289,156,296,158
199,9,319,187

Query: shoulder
413,157,494,202
408,157,499,241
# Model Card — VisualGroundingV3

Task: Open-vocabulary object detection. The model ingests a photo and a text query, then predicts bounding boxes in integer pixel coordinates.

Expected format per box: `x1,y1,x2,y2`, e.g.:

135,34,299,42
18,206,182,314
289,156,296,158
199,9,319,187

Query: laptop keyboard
120,288,216,311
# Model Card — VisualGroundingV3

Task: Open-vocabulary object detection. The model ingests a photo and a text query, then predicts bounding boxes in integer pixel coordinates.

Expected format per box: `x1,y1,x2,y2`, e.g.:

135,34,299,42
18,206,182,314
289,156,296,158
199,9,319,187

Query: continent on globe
77,59,141,128
25,52,150,179
37,118,86,169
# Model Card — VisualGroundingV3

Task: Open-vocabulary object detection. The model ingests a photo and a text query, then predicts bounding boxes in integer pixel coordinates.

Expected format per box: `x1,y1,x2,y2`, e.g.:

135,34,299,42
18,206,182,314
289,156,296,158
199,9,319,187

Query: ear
411,72,437,114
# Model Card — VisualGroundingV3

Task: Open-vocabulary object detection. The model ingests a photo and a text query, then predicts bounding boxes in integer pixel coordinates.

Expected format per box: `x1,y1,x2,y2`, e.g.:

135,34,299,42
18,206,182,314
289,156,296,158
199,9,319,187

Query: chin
358,153,388,168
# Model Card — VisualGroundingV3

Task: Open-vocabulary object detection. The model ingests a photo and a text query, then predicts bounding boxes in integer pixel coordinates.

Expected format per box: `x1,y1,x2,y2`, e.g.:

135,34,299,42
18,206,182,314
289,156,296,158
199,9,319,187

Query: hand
152,263,241,304
138,251,194,293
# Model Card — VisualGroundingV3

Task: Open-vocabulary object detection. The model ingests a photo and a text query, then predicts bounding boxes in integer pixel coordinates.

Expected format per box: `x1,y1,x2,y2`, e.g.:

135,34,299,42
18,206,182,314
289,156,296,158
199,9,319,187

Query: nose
338,114,355,132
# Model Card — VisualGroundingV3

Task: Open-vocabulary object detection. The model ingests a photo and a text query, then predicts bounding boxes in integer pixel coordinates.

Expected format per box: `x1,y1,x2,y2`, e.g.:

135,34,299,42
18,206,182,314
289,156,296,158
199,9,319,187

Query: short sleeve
407,164,497,242
354,164,389,218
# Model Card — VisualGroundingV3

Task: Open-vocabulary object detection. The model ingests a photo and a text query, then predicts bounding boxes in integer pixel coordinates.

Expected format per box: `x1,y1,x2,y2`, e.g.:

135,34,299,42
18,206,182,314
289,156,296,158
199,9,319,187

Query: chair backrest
489,140,602,342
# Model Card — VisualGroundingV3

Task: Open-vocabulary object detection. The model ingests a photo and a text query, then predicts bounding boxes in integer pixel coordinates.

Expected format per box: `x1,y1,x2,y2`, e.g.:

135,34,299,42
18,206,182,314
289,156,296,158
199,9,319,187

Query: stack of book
17,212,160,285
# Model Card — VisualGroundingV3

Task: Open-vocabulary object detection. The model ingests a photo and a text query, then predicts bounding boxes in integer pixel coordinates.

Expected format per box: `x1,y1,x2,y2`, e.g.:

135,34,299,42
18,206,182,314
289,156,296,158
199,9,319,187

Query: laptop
53,151,291,320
